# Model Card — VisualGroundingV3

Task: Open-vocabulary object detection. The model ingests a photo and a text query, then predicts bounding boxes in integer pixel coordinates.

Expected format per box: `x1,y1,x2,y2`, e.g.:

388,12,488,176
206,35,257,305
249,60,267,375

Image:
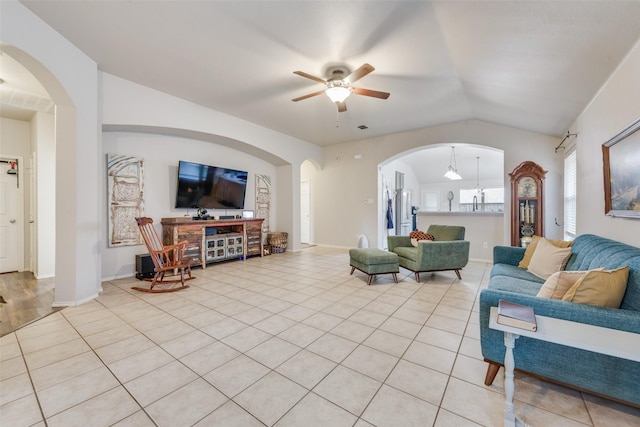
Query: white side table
489,306,640,427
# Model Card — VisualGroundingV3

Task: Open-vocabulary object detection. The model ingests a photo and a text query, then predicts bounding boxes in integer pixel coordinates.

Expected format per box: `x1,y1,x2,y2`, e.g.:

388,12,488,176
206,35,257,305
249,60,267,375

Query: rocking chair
133,217,194,293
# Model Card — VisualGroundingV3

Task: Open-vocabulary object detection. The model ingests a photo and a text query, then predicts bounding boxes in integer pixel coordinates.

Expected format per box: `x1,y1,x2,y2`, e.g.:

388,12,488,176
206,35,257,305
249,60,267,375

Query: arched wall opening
3,0,103,305
378,143,504,261
101,128,286,279
1,43,100,306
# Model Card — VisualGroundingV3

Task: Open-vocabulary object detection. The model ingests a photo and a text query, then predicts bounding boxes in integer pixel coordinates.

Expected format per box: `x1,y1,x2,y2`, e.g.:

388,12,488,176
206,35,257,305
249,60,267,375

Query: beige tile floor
1,246,639,427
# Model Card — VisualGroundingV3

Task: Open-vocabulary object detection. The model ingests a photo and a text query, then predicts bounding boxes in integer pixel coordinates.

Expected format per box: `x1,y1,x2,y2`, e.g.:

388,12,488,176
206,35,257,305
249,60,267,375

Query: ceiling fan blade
352,87,390,99
292,90,325,102
337,102,347,113
345,63,375,84
293,71,326,84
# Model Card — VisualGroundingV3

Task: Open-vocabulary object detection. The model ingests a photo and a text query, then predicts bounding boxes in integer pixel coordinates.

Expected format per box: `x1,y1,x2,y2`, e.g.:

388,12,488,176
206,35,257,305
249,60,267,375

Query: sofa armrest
493,245,526,266
479,288,640,334
416,240,470,270
387,235,412,252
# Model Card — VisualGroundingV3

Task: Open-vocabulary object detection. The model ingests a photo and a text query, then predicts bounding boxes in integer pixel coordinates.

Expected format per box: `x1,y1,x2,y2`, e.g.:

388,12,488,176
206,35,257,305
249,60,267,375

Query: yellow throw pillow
527,238,573,280
518,235,573,269
537,270,591,299
562,266,629,308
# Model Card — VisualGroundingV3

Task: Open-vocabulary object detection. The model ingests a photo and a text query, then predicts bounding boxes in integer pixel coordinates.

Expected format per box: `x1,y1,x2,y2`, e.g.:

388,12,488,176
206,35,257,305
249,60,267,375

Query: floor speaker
135,253,155,280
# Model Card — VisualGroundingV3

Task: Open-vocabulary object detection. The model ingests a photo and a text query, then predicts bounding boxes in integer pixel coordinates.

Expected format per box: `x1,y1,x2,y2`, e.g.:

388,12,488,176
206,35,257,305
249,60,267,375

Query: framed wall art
602,118,640,218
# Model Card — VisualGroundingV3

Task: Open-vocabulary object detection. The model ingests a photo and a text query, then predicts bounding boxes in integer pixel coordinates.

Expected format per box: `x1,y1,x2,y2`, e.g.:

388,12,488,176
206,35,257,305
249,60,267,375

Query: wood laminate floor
0,271,59,336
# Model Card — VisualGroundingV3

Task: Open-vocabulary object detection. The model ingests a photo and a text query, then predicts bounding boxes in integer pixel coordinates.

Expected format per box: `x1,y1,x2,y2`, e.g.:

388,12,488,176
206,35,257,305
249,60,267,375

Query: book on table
497,299,537,332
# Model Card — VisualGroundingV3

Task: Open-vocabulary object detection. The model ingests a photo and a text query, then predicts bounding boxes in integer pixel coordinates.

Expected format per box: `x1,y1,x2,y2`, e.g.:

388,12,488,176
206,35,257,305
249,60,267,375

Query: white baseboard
52,292,100,308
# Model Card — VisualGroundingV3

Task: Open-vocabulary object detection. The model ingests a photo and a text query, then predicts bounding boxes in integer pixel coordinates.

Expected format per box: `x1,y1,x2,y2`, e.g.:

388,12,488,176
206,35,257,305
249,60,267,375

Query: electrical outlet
482,241,488,248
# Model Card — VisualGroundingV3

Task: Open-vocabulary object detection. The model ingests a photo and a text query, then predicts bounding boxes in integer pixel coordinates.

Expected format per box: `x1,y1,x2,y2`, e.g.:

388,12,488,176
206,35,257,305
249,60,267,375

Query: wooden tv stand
161,217,264,269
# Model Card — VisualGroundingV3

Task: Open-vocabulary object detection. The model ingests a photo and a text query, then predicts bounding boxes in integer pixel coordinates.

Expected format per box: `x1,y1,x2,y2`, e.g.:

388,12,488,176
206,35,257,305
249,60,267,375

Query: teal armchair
387,225,470,282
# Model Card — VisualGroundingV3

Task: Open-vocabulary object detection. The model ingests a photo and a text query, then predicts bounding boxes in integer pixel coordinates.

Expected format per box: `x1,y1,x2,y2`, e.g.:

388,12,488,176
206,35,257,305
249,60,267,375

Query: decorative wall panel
107,154,144,247
255,174,271,234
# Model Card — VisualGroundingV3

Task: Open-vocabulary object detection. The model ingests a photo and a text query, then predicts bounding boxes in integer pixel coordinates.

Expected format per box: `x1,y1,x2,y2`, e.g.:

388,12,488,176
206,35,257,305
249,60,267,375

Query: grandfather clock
509,161,546,247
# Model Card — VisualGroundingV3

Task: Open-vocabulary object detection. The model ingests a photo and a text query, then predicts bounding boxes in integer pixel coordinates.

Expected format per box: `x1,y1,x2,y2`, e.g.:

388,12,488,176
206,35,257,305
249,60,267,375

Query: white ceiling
402,144,504,185
0,53,53,121
5,1,640,149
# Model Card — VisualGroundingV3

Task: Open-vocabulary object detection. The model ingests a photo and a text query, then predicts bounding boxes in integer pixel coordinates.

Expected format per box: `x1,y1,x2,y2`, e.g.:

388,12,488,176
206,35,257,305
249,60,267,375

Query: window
564,149,577,240
420,189,441,211
459,187,504,212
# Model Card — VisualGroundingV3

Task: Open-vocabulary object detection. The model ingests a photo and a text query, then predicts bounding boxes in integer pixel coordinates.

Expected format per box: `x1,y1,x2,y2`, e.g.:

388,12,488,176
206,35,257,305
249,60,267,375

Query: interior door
300,181,310,243
29,152,36,272
0,160,22,272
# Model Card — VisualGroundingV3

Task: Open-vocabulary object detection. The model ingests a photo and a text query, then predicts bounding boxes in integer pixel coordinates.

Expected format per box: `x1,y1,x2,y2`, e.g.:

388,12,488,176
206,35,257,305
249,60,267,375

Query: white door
300,181,310,243
29,153,37,272
0,159,22,273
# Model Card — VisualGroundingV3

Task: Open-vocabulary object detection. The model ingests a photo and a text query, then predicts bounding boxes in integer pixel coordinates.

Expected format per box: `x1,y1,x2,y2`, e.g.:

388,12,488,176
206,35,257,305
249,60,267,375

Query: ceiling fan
291,63,390,112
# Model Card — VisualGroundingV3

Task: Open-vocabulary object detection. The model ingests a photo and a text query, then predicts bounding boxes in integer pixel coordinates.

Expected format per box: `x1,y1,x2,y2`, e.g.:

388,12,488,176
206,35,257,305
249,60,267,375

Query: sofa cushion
562,266,629,308
527,238,572,280
487,274,542,296
491,263,544,283
564,234,640,311
393,246,417,262
349,248,398,265
519,235,574,269
426,224,464,241
537,270,594,299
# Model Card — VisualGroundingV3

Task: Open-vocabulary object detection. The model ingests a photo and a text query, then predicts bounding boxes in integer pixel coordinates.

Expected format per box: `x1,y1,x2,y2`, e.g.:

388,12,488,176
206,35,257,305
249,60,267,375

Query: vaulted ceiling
7,1,640,147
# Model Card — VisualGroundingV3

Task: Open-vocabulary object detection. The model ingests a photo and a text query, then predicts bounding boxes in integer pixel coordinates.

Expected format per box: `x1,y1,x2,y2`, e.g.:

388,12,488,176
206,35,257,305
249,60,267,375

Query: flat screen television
175,160,248,210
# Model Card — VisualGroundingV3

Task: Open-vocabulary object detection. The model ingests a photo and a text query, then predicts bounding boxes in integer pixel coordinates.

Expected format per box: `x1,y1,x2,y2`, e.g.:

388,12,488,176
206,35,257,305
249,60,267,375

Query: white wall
101,74,323,253
309,120,563,250
570,38,640,245
31,112,56,278
3,0,101,306
101,132,277,280
417,213,503,262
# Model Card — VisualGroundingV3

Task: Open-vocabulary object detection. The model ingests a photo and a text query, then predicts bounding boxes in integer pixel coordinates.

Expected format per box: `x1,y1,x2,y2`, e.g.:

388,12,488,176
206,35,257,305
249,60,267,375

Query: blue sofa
479,234,640,407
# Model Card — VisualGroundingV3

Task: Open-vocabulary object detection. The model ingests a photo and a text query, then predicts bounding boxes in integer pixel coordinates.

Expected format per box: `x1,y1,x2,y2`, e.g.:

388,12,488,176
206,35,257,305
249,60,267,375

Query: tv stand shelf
161,217,264,268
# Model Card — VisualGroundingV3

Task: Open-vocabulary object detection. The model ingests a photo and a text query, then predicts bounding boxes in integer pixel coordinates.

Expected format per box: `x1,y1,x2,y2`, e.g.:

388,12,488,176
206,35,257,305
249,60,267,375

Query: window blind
564,149,577,239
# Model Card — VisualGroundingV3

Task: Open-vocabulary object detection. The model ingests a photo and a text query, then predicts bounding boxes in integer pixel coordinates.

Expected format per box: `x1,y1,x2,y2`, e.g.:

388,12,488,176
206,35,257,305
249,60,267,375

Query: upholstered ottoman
349,248,399,285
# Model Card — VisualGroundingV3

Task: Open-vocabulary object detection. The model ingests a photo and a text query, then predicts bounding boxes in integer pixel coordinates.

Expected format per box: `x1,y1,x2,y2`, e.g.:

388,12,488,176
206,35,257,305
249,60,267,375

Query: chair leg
350,266,356,275
414,272,420,282
392,272,398,283
367,275,374,286
484,361,501,385
151,272,162,290
455,269,462,280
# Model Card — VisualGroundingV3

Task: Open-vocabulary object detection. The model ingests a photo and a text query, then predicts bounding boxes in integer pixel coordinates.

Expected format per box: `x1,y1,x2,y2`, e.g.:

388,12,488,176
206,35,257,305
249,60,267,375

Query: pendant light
444,146,462,180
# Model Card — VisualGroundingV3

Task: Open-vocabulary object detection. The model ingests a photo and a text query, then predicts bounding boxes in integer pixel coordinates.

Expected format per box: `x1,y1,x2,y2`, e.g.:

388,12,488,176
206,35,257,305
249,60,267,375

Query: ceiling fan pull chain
336,109,340,128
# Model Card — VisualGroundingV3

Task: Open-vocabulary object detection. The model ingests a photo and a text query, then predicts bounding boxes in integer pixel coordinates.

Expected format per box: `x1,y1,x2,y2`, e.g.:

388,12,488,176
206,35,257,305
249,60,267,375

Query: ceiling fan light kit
325,81,351,103
292,63,390,113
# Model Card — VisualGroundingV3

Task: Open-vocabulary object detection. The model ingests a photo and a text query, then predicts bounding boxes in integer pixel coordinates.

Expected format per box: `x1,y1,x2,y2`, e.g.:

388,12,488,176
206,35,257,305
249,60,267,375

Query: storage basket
267,232,288,253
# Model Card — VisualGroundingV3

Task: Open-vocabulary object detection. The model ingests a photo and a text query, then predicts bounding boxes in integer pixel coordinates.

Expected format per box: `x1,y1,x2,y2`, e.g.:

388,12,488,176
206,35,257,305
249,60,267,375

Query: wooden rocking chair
133,217,194,293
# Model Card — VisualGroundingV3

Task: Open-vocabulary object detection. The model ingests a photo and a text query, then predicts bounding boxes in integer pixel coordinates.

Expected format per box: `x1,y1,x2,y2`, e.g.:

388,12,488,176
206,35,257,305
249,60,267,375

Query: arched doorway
2,39,101,308
378,144,504,259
